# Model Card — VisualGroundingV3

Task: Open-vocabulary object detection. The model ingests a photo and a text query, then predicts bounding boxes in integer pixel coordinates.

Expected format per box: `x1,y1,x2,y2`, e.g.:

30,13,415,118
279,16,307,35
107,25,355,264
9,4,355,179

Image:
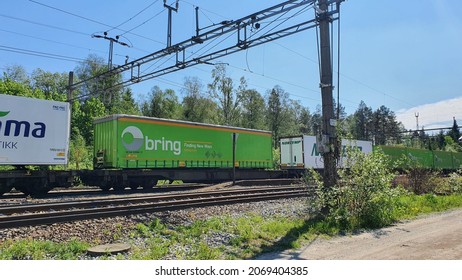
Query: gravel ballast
0,197,311,255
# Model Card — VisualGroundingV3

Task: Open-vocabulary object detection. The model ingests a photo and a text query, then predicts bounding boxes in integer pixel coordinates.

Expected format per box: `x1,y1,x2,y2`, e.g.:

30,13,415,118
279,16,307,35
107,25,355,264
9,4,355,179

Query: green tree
298,104,312,135
182,77,218,123
117,88,140,115
311,106,322,135
287,99,312,135
240,89,266,130
207,65,243,126
351,101,374,141
142,86,180,119
372,105,402,145
74,97,107,145
74,54,123,113
448,117,461,143
30,69,68,101
0,78,37,98
266,85,291,146
2,65,30,85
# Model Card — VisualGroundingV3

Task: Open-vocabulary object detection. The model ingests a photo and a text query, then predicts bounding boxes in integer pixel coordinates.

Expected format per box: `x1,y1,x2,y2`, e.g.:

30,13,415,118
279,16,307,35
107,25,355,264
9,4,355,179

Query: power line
0,45,85,63
107,0,160,32
0,13,89,36
180,0,228,20
27,0,164,46
0,28,117,58
28,0,113,28
120,9,165,37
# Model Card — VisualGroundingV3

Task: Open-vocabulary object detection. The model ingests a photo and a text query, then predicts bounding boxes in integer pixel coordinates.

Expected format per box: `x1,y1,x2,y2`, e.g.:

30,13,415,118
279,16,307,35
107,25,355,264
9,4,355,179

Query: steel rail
0,187,309,229
0,186,305,215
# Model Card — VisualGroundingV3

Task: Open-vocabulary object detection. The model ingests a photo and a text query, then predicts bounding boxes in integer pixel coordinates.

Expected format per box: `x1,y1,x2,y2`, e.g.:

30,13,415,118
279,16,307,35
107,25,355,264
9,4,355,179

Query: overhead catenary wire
106,0,160,33
26,0,165,46
0,13,89,36
0,45,85,63
0,28,120,58
119,9,165,37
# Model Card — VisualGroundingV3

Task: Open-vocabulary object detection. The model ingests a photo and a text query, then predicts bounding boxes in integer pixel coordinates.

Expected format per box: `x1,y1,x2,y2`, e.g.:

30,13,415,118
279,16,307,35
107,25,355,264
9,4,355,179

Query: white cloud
396,97,462,131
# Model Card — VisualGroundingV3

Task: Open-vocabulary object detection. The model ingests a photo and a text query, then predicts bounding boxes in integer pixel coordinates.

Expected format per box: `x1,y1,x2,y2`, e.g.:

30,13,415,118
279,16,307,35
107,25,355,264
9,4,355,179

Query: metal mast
317,0,340,190
164,0,179,49
92,32,130,70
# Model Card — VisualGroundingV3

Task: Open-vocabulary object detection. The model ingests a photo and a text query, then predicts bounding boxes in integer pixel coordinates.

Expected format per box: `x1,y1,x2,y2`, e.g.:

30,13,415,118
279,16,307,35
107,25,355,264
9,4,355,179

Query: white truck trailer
280,135,373,169
0,94,70,165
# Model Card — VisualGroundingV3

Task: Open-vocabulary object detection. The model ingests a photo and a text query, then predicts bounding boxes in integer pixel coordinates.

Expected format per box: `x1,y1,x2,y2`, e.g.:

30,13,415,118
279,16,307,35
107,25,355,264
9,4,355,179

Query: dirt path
258,208,462,260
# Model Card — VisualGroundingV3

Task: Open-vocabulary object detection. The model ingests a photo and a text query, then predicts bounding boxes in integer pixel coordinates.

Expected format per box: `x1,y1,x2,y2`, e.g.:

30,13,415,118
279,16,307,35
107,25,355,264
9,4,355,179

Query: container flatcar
93,114,273,170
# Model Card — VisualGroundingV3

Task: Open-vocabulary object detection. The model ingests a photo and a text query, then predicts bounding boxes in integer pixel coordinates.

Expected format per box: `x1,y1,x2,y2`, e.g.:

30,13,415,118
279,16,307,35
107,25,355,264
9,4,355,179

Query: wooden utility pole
318,0,339,190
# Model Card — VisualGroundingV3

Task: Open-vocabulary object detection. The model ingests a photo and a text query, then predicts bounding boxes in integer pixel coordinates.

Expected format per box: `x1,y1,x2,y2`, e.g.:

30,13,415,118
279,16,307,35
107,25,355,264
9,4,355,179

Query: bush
435,170,462,195
308,148,403,230
399,155,439,194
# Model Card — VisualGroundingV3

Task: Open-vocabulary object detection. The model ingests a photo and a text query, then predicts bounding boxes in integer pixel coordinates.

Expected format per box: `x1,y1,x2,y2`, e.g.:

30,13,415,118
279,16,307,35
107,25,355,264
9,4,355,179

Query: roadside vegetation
2,149,462,260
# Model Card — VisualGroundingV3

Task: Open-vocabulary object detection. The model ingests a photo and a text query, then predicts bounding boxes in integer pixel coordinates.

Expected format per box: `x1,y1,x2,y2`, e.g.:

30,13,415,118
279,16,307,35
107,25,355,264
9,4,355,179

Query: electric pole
164,0,179,49
317,0,339,190
92,32,130,70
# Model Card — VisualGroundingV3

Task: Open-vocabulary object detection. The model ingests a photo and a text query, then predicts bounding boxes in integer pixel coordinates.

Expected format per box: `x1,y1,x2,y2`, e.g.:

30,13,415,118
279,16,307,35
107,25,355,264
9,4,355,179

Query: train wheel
100,186,111,192
129,184,140,190
0,179,13,196
99,183,111,192
142,179,158,189
113,184,126,192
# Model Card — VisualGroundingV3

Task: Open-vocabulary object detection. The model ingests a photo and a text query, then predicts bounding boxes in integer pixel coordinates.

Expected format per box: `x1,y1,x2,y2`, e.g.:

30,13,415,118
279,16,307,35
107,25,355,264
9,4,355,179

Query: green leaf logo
0,111,10,117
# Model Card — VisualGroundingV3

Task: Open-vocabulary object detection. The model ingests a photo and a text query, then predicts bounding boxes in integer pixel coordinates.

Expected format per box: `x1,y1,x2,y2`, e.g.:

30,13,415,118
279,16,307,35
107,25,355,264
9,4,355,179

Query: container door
280,137,304,168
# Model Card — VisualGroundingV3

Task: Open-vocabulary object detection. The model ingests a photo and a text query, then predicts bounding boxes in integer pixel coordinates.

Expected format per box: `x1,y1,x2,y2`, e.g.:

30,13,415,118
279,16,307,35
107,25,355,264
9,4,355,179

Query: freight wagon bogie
79,170,162,191
0,170,75,196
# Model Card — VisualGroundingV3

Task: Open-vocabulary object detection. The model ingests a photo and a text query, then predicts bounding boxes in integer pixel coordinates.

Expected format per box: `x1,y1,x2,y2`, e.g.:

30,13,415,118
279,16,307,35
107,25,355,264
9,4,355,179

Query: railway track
0,183,210,200
0,185,310,229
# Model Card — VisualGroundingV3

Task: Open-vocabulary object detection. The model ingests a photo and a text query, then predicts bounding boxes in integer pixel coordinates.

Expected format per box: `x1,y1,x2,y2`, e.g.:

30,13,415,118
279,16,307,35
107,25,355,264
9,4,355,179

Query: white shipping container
280,135,373,169
0,94,70,165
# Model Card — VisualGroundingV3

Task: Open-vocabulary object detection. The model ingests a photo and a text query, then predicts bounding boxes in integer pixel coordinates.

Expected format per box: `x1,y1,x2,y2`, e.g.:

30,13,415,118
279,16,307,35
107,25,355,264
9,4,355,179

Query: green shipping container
406,147,434,168
93,115,273,169
377,146,434,169
376,146,407,168
452,152,462,169
433,150,454,169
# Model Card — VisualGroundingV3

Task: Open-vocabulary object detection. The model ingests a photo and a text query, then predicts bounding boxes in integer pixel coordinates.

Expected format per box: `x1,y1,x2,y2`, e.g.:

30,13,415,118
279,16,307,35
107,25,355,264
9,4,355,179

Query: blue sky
1,0,461,131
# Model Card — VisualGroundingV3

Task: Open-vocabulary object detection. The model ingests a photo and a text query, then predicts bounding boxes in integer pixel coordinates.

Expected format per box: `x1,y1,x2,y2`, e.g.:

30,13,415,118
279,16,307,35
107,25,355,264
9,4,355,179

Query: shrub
308,148,402,230
435,170,462,195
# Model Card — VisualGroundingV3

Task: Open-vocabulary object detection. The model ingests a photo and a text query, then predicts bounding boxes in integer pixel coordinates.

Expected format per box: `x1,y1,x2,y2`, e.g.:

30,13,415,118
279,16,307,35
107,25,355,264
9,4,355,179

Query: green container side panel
94,119,118,167
376,146,408,168
433,151,454,169
452,153,462,169
94,115,273,169
406,148,434,168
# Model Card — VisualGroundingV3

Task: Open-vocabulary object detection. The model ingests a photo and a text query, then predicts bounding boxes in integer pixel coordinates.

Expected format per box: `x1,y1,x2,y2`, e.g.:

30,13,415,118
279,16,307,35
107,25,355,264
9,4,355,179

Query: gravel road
258,208,462,260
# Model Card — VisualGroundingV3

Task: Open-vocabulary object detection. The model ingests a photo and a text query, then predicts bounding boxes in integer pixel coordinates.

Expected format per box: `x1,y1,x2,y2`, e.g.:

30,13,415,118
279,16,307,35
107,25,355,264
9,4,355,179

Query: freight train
279,135,462,170
2,94,461,197
0,94,283,196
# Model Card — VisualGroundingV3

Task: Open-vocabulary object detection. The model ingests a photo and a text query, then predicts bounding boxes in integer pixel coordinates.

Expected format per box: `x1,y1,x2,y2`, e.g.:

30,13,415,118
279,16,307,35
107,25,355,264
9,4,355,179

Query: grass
0,238,88,260
1,193,462,260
